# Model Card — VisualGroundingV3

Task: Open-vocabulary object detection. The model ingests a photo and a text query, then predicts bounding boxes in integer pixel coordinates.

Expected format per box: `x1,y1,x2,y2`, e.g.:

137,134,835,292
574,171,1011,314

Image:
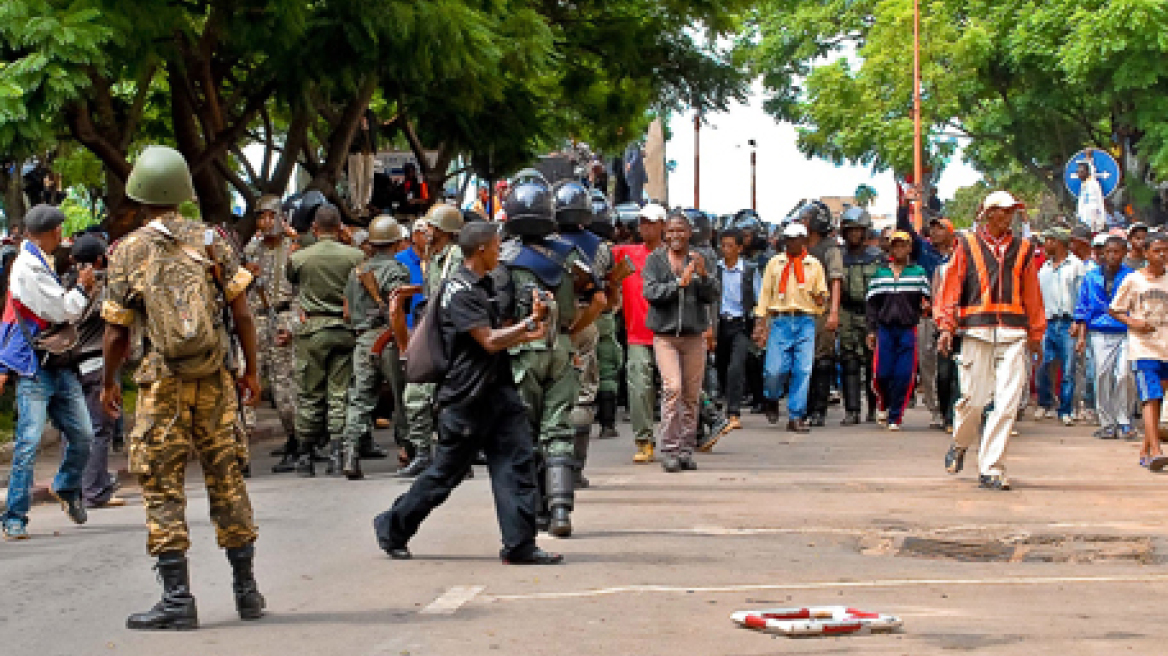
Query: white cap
783,222,808,239
638,203,668,222
1092,233,1109,247
978,191,1025,219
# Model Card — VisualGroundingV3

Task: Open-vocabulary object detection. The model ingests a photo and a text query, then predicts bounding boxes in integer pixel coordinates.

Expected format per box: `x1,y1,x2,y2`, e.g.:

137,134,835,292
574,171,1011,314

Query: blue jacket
395,246,424,328
1074,264,1133,334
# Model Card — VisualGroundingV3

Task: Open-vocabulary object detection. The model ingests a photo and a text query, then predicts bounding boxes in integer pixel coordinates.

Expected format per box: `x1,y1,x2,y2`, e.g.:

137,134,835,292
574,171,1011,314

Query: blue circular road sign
1065,149,1121,198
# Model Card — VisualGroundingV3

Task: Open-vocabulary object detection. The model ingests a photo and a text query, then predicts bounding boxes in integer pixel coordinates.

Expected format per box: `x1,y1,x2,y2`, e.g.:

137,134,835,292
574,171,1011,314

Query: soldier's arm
229,291,261,405
100,324,131,417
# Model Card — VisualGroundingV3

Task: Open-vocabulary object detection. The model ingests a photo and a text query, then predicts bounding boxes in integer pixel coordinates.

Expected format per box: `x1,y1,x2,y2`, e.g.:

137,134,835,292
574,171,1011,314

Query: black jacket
642,248,718,335
716,258,757,325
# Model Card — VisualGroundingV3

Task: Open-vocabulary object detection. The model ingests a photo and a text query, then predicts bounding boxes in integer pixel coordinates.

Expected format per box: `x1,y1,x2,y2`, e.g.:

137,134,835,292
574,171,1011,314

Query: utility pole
693,113,701,208
912,0,923,230
749,139,757,212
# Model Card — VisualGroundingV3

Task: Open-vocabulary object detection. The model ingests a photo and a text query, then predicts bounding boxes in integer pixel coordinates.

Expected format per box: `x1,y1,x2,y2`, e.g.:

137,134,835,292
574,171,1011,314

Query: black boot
342,444,364,480
572,427,591,489
841,364,863,426
546,458,575,538
295,453,315,477
271,452,298,474
358,432,389,459
596,391,619,438
270,433,297,457
226,544,266,620
127,552,198,630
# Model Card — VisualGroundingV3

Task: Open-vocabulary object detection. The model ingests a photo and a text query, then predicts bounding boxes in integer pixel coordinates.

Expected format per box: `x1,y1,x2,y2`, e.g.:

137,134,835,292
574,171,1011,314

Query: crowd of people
2,143,1167,631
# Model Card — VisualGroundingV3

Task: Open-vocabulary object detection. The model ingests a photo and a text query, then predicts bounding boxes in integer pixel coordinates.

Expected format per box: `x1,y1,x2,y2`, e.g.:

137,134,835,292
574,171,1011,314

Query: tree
750,0,1168,214
854,183,877,208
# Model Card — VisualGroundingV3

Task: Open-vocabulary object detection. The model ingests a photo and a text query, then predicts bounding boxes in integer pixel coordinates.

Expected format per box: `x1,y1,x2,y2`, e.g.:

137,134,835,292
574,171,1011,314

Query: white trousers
348,153,375,210
952,337,1028,476
1090,332,1134,430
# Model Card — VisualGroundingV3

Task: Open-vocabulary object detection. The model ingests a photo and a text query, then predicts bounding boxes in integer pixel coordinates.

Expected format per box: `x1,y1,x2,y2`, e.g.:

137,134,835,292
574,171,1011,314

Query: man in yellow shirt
753,223,828,433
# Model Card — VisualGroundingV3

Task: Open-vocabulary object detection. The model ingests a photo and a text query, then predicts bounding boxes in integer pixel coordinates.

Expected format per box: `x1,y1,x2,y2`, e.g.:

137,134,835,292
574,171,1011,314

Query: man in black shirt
373,222,564,565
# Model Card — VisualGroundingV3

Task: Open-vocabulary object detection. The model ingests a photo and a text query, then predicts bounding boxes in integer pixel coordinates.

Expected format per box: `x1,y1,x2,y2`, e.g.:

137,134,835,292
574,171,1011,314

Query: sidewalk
0,406,288,512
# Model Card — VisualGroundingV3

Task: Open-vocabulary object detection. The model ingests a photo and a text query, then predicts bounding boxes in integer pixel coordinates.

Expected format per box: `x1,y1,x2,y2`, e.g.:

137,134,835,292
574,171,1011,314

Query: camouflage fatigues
242,237,297,437
343,254,411,452
102,212,257,556
402,243,463,453
839,245,886,414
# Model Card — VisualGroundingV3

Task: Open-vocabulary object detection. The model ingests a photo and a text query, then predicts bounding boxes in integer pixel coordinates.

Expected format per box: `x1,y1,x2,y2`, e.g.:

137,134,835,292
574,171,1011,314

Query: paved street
4,407,1168,655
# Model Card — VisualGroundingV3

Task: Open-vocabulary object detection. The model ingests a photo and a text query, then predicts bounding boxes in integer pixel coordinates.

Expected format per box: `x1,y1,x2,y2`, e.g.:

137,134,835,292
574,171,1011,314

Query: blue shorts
1134,360,1168,403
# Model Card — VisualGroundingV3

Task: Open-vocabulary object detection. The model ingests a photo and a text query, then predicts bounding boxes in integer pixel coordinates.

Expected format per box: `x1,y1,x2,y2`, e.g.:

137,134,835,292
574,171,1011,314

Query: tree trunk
1,164,27,231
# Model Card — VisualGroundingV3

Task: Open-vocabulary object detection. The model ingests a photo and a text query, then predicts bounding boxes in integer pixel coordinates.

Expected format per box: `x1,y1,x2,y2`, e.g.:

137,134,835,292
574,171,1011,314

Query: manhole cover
861,532,1157,564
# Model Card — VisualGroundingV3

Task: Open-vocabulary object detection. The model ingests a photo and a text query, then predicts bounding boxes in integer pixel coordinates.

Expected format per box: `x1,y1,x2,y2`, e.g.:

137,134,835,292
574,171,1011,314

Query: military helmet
681,209,713,246
504,181,555,238
553,180,593,228
587,191,614,239
730,208,762,234
798,201,833,234
257,194,282,214
512,167,549,189
425,203,464,234
368,215,407,245
839,206,873,231
125,145,196,206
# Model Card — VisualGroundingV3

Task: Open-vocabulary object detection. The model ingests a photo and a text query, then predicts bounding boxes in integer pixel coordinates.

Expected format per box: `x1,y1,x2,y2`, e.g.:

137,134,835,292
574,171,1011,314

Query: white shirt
9,241,88,324
1078,178,1107,232
1038,253,1085,319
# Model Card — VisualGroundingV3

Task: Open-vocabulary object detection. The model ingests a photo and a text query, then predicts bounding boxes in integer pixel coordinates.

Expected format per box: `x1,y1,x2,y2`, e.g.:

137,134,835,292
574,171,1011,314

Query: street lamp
748,139,757,212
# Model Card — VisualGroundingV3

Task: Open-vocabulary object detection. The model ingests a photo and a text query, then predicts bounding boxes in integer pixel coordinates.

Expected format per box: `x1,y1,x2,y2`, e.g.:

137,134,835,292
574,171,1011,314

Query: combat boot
295,453,315,477
572,427,591,489
342,444,364,481
596,391,619,438
271,452,298,474
546,458,575,538
226,545,266,620
127,552,198,631
324,440,342,476
358,432,389,459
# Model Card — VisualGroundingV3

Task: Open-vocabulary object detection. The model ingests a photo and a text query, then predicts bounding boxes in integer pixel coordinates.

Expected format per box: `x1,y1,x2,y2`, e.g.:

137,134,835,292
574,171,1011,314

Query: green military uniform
342,254,410,460
103,211,257,556
840,244,886,419
402,242,463,455
242,236,298,439
287,236,365,460
808,237,844,422
596,311,622,393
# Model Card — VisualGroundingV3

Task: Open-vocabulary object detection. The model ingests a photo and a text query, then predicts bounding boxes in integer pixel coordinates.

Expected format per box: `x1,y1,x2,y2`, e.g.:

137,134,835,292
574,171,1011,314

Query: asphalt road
4,407,1168,655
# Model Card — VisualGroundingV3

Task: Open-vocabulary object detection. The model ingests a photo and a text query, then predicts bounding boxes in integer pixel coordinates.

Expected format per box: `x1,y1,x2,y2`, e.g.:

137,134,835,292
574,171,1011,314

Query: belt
305,310,343,318
770,310,808,317
1049,314,1073,322
720,314,747,322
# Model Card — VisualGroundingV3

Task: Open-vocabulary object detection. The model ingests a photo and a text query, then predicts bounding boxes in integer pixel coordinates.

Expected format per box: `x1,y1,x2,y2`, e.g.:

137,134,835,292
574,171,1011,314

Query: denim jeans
2,367,93,526
1036,318,1077,417
763,313,816,420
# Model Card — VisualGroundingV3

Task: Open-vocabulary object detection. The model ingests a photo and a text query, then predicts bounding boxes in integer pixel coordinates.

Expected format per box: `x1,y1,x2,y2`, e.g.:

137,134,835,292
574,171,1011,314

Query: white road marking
420,585,485,615
482,574,1168,602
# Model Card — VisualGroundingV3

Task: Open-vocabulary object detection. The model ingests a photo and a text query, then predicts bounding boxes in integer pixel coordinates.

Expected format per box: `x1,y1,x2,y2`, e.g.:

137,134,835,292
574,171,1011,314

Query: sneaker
1060,415,1075,427
944,444,966,475
1083,409,1099,426
764,401,780,425
888,423,902,432
2,519,29,541
50,488,88,525
661,455,681,473
598,427,620,439
633,442,655,464
697,417,732,453
978,473,1011,490
929,412,944,429
678,456,698,471
1033,407,1049,421
88,496,127,509
876,410,888,427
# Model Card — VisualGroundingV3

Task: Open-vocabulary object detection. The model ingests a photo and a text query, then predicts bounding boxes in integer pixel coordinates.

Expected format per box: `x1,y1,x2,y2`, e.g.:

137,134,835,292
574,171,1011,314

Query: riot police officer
838,207,886,424
497,181,604,538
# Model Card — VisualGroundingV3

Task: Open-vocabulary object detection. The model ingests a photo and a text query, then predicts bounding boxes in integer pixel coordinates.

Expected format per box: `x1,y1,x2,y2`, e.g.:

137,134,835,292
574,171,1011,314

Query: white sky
665,85,982,220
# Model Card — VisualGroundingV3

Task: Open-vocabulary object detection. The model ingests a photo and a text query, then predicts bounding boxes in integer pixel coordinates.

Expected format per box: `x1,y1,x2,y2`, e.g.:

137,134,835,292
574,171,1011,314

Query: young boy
1109,232,1168,470
866,231,931,431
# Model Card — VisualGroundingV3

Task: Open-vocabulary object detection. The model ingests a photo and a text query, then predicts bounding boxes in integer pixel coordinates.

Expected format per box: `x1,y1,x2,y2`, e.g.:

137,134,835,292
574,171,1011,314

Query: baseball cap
1092,233,1109,247
783,222,808,239
1042,227,1072,243
71,233,108,264
1070,224,1093,243
638,203,667,222
1128,222,1149,235
977,191,1025,220
889,230,913,243
24,204,66,234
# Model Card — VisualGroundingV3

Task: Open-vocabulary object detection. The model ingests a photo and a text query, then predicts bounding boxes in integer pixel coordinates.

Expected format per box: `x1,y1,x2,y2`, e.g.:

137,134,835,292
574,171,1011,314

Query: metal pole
750,142,757,211
694,113,701,208
912,0,923,230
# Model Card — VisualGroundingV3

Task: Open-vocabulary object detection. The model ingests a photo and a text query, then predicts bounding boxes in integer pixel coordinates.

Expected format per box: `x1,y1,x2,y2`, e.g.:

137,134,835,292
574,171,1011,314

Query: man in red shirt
613,203,667,463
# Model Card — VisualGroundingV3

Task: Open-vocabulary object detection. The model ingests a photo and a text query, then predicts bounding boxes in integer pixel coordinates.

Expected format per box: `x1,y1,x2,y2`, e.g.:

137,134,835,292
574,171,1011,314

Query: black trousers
374,386,539,560
936,335,963,428
716,317,751,416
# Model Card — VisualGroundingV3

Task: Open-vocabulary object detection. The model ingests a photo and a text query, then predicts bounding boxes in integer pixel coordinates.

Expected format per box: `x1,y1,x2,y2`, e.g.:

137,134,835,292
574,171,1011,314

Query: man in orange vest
936,191,1046,490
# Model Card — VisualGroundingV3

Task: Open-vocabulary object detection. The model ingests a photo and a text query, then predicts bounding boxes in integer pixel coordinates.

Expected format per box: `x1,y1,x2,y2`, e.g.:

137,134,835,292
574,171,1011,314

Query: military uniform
342,253,410,472
807,237,844,423
286,236,365,471
840,244,886,421
242,236,297,440
402,242,463,456
104,212,257,555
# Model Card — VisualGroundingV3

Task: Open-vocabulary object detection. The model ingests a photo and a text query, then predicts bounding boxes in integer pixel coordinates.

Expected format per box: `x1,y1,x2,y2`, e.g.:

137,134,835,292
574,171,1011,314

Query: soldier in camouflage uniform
552,181,612,489
498,181,605,539
340,216,413,480
800,202,844,427
398,204,465,477
100,145,265,630
243,195,298,459
283,205,365,476
838,207,886,425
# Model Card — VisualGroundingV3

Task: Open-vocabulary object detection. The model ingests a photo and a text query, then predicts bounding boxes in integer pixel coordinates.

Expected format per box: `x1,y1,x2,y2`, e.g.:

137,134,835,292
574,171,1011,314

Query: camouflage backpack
139,225,227,378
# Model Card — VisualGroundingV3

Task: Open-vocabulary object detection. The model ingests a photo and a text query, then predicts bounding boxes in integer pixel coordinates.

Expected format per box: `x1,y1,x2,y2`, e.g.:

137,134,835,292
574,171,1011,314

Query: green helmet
126,145,196,206
368,215,406,245
425,203,464,234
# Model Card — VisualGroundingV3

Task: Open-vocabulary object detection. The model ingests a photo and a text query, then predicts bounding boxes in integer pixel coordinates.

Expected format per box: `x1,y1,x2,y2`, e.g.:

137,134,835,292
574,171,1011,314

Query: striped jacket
865,264,931,331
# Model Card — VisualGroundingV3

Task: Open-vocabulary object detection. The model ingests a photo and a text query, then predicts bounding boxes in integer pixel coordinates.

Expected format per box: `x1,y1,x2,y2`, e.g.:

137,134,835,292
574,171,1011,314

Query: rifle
372,284,422,357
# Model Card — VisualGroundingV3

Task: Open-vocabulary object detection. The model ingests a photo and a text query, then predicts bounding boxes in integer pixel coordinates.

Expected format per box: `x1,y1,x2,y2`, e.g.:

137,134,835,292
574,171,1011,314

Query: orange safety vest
953,231,1037,331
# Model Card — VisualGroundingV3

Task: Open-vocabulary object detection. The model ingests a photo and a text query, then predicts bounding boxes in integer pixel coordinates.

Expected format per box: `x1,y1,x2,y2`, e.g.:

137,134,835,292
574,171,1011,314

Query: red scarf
778,249,807,295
